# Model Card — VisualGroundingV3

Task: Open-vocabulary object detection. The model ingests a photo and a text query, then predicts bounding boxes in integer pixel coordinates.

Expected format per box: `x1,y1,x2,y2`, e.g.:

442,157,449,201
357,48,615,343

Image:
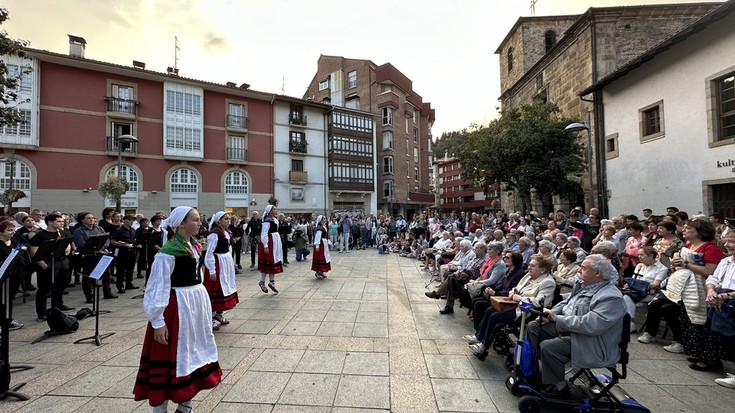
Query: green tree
456,101,585,214
99,175,130,212
433,128,471,159
0,8,31,128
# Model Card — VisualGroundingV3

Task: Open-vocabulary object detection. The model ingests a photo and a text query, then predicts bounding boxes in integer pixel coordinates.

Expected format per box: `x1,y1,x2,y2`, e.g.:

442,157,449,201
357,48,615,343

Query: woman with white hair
311,215,331,279
133,206,222,413
258,204,283,293
203,211,239,331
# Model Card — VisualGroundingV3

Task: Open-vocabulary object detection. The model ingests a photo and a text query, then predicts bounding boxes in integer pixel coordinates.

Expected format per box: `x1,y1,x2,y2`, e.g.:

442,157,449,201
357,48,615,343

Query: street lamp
564,122,593,211
115,134,138,212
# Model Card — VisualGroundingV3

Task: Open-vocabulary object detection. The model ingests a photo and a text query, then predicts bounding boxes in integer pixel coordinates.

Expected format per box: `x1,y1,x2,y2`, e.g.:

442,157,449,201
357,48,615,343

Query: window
347,70,357,89
291,159,304,171
166,90,201,115
329,136,372,157
413,147,419,163
228,103,247,129
383,131,393,150
545,30,557,53
329,162,373,185
5,64,32,93
716,73,735,141
225,171,248,194
0,160,31,191
382,107,393,126
383,156,394,174
330,111,373,133
406,161,410,178
318,79,329,91
111,121,135,152
413,110,419,124
413,128,419,143
507,47,513,72
164,82,203,158
110,84,135,114
605,133,619,160
289,104,306,125
166,126,202,152
2,109,31,136
639,100,664,142
383,180,394,198
107,165,139,192
381,84,393,93
170,169,198,193
227,135,247,161
414,167,419,181
289,131,307,153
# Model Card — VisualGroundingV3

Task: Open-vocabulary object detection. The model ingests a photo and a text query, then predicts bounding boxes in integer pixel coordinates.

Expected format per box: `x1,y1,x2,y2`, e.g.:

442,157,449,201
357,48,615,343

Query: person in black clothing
229,215,245,270
15,213,37,291
245,211,262,269
146,215,164,284
135,217,150,279
0,219,30,330
30,213,74,321
73,212,117,302
111,215,140,294
278,213,292,266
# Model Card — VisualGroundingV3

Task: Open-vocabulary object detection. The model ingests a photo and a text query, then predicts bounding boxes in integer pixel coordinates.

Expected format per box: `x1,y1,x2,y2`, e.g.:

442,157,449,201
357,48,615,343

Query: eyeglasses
502,256,511,260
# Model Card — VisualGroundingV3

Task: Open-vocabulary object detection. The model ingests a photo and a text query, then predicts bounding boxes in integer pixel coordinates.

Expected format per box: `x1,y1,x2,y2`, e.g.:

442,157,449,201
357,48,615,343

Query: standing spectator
146,215,164,281
133,206,222,412
203,211,239,331
229,214,244,271
30,209,46,230
136,217,151,279
30,213,74,321
339,214,352,253
705,230,735,389
0,220,30,330
111,215,140,294
278,214,292,266
311,215,331,279
328,217,339,248
258,205,282,293
244,211,262,269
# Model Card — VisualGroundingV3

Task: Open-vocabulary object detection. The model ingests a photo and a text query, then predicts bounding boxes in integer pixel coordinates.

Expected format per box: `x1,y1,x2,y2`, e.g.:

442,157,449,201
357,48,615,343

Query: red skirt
203,258,239,312
257,235,283,274
133,294,222,405
311,246,331,273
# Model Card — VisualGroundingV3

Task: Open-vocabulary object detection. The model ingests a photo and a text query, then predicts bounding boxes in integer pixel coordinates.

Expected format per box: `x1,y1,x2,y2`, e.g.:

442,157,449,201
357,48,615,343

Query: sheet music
89,255,113,280
0,249,19,281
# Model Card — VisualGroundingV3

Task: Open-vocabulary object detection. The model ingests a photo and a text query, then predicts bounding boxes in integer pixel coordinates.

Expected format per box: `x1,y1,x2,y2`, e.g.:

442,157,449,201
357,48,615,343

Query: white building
582,1,735,217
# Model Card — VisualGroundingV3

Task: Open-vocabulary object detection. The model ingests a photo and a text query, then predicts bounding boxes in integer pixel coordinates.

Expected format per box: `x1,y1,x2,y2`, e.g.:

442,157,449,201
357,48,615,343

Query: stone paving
2,249,735,412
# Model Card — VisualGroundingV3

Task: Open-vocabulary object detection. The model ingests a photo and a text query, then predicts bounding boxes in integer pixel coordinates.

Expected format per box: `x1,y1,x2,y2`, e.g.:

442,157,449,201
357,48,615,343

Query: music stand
0,249,33,401
32,236,74,300
74,255,115,346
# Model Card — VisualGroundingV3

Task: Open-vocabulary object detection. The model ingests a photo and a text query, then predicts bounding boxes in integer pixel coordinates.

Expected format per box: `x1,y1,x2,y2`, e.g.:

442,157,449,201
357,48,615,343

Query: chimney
68,34,86,58
132,60,146,70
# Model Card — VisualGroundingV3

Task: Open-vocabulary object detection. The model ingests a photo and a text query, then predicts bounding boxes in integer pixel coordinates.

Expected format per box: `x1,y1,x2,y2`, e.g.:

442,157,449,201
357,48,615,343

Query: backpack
46,307,79,333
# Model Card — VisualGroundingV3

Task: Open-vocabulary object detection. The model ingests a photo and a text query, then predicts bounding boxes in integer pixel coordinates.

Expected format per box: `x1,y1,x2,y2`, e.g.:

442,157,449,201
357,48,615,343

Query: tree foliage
455,101,585,212
433,128,471,159
99,175,130,206
0,8,31,128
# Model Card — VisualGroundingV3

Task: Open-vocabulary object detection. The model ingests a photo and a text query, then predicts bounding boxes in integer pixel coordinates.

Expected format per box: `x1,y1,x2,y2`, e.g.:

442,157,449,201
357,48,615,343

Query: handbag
624,276,650,295
466,282,484,297
711,287,735,336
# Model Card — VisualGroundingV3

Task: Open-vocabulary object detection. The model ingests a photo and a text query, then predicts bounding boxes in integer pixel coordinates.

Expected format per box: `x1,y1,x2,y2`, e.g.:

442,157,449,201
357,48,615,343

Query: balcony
226,114,248,130
289,170,308,183
226,147,248,163
289,138,307,154
105,97,137,117
106,136,137,155
289,113,307,126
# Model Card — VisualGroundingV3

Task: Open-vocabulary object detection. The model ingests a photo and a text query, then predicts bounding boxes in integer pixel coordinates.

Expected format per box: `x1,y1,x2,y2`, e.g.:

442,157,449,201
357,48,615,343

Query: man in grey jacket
526,254,625,398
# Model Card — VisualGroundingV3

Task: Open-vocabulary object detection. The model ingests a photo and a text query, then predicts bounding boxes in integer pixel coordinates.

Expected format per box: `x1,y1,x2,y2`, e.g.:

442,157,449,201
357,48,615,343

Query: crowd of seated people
410,206,735,391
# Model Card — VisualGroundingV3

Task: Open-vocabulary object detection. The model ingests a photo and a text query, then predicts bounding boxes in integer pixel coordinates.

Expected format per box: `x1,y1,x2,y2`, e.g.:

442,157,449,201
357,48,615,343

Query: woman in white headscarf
133,206,222,413
311,215,331,279
203,211,238,330
257,204,282,293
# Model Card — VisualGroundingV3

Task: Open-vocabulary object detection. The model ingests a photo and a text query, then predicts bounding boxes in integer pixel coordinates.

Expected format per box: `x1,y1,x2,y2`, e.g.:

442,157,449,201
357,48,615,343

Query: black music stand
30,237,75,344
77,234,112,314
0,248,33,400
74,255,115,346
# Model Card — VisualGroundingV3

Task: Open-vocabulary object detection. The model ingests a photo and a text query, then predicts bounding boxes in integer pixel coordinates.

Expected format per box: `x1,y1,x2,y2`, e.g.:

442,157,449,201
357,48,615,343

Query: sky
2,0,722,137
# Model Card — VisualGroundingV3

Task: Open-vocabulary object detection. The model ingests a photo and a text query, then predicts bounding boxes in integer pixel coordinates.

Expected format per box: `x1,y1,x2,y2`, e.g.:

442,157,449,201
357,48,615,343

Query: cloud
203,33,229,53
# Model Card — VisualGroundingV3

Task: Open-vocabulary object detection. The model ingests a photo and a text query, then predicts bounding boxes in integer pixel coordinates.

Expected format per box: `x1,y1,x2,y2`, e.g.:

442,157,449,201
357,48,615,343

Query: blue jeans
295,248,310,261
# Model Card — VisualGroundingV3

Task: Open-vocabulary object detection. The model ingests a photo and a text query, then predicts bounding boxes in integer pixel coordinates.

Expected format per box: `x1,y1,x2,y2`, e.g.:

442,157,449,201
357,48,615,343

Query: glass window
170,169,198,193
383,156,393,174
717,73,735,141
225,171,248,194
347,70,357,89
382,107,393,126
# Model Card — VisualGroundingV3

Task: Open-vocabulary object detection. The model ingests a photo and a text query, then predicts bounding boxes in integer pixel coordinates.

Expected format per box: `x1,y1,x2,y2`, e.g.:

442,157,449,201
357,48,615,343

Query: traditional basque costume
203,218,238,312
257,216,283,274
311,216,331,278
133,232,222,406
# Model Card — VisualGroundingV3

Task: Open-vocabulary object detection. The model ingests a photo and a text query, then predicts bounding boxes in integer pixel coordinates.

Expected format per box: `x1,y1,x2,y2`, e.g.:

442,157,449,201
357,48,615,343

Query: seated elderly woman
553,249,580,284
538,239,558,272
435,231,463,270
420,231,453,271
464,254,556,360
527,254,626,399
567,236,587,265
622,246,667,332
518,236,535,267
425,243,488,314
464,251,526,330
436,239,475,281
460,242,507,308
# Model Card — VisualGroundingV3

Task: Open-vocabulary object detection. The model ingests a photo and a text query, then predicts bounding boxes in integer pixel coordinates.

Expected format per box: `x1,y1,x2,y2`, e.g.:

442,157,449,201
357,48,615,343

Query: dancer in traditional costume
311,215,331,279
203,211,239,330
257,204,282,293
133,206,222,413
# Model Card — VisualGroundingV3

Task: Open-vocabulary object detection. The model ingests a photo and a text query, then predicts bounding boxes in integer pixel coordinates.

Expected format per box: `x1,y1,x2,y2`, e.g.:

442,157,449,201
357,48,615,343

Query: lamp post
564,122,593,211
115,134,138,212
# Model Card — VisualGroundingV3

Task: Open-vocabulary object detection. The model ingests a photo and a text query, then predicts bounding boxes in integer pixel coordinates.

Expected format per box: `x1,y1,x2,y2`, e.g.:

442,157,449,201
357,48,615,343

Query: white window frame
382,131,393,150
383,156,394,174
164,82,204,158
347,70,357,89
382,107,393,126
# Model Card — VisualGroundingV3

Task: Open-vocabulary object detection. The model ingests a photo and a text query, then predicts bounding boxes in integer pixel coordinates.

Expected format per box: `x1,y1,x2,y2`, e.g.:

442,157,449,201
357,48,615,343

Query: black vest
212,231,230,254
170,255,202,288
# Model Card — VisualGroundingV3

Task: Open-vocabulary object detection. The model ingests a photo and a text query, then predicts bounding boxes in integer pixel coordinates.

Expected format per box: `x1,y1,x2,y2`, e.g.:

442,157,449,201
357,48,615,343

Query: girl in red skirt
203,211,239,331
312,215,331,279
133,206,222,413
257,204,282,293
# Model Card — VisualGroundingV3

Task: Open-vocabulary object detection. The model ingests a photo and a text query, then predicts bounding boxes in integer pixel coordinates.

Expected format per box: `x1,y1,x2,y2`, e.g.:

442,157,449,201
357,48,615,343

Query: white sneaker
463,334,479,344
663,341,684,353
715,373,735,389
637,332,657,343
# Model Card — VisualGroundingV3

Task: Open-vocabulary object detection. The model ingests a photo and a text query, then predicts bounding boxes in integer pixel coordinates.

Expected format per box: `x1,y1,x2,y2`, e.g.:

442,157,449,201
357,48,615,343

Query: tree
456,101,585,214
0,8,31,128
433,128,471,159
99,175,130,211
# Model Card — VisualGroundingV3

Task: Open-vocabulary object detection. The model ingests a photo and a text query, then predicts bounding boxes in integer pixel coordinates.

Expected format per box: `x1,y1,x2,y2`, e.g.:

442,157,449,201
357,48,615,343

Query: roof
494,14,580,55
580,0,735,95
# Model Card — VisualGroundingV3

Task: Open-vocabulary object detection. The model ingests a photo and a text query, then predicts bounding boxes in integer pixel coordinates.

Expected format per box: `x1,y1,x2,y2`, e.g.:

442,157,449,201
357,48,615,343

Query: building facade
304,55,435,219
494,3,720,216
0,39,277,217
436,156,499,213
583,1,735,216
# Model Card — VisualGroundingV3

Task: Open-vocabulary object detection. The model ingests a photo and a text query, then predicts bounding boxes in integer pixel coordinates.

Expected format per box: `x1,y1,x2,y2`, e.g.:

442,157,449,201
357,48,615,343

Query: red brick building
436,156,499,213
